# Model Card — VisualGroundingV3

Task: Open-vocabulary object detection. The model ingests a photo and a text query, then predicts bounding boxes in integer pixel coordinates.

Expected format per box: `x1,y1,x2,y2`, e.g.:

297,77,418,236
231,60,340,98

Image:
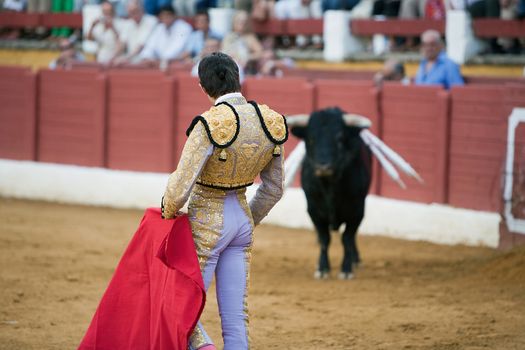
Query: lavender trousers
189,191,253,350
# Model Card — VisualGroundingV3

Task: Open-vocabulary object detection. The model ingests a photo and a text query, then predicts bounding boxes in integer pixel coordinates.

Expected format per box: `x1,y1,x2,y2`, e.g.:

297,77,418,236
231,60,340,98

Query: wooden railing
1,13,524,38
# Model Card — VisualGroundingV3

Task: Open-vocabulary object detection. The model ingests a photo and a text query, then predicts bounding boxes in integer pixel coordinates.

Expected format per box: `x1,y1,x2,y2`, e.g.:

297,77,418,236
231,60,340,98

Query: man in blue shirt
414,30,464,90
185,10,222,59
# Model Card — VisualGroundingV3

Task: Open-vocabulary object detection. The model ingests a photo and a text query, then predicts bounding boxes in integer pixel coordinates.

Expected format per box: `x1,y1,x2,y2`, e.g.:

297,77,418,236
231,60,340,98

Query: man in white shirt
87,1,126,64
114,0,157,64
138,5,193,68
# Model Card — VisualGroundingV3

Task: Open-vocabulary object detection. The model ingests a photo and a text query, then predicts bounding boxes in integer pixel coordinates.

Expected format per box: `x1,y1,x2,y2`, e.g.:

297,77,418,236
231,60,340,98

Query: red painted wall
106,70,176,173
380,84,449,203
449,86,507,212
2,66,525,217
0,66,37,161
38,69,106,167
243,77,315,187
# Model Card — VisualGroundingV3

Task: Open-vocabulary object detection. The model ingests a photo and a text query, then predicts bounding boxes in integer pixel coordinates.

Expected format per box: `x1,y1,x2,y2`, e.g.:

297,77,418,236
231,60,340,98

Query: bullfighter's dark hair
198,52,241,99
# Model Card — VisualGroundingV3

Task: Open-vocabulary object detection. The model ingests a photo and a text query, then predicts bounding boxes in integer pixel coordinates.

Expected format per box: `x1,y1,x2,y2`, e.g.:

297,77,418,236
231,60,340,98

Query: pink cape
78,208,205,350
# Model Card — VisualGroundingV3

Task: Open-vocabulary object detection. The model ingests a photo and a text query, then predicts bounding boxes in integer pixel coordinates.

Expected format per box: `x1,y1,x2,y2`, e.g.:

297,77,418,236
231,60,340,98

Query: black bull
290,107,372,279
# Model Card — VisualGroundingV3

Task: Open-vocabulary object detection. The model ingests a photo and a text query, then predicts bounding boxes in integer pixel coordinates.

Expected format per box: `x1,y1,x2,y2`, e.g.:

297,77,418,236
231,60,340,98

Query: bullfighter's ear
290,126,307,139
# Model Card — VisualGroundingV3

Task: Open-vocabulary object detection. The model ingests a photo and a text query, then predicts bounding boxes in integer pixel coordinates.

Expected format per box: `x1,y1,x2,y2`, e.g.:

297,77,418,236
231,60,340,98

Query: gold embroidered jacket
162,95,288,225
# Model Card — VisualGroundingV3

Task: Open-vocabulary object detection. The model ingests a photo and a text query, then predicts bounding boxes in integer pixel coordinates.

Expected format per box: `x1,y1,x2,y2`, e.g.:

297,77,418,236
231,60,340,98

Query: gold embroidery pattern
258,104,287,142
188,184,225,270
190,324,208,349
202,104,238,146
163,123,212,219
198,103,276,190
243,245,252,348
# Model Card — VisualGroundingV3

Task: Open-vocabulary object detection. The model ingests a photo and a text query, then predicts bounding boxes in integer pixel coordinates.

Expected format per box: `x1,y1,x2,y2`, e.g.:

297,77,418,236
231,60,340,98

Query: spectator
374,58,410,87
49,37,85,69
138,4,193,68
114,0,157,64
251,0,275,21
258,36,295,76
191,37,245,82
87,0,125,64
184,10,222,59
221,10,263,74
414,30,464,89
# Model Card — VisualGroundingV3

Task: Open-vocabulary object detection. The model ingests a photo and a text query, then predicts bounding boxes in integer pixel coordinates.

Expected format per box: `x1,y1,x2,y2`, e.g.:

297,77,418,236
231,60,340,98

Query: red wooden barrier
351,19,445,36
40,13,82,28
380,84,449,203
282,68,376,81
251,19,287,35
173,73,211,165
0,66,37,160
243,77,314,115
0,12,40,28
38,69,106,166
464,76,525,85
448,85,507,212
315,80,381,194
106,70,176,172
286,19,323,36
243,77,314,186
4,65,525,216
472,19,525,38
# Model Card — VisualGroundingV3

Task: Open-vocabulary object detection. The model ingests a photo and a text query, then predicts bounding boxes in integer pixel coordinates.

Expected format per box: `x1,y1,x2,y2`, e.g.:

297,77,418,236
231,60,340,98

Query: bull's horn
343,114,372,128
285,114,310,127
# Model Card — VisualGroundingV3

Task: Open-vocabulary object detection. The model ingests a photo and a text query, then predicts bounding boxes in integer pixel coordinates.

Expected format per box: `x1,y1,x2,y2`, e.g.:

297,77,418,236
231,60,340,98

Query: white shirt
139,19,192,61
215,92,244,105
121,14,158,56
91,18,127,64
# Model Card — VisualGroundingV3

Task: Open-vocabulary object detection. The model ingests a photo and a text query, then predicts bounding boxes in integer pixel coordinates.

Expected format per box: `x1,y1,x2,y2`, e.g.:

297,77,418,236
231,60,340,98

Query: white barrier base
0,159,499,248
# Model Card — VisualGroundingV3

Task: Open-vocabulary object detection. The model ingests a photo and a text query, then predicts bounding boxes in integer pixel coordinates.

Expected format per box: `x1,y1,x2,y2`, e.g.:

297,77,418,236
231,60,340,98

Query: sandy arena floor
0,198,524,350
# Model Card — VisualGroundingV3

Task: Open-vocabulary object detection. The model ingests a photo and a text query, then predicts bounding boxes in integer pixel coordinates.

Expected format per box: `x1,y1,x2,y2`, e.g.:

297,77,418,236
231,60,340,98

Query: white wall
0,159,499,247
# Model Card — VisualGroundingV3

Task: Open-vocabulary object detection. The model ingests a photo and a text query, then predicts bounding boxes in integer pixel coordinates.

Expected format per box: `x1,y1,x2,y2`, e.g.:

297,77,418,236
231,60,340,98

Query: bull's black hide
291,107,372,279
